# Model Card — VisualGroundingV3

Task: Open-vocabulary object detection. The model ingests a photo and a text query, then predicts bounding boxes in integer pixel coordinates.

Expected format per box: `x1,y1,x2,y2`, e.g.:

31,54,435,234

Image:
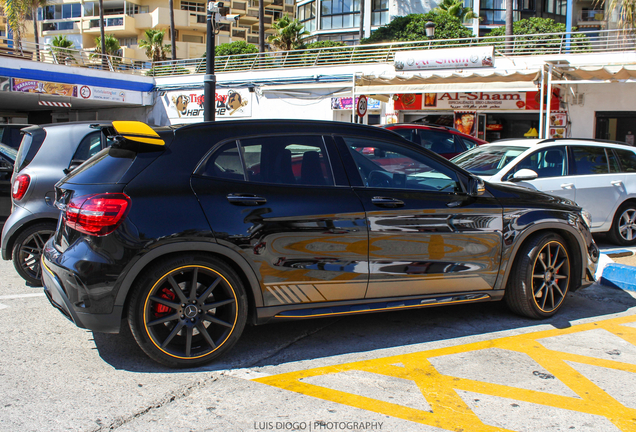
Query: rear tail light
65,193,131,236
12,174,30,200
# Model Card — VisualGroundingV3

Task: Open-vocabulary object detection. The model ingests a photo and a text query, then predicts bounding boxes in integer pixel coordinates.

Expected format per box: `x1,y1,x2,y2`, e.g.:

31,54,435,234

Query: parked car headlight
581,209,592,229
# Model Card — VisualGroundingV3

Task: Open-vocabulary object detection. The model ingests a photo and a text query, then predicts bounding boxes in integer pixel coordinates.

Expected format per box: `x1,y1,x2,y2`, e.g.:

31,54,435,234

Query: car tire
505,233,571,319
11,222,57,286
608,202,636,246
128,254,248,368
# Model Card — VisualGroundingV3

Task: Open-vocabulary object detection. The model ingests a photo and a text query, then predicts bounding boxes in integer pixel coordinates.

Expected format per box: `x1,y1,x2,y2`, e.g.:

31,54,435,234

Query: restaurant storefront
393,90,564,141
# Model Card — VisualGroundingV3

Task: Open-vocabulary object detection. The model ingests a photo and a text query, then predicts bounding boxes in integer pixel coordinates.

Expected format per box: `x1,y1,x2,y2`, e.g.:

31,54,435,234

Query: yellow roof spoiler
112,121,165,146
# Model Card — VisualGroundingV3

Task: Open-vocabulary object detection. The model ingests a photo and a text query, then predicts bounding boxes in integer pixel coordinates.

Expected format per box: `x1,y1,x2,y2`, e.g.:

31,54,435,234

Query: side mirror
510,168,538,182
468,176,485,197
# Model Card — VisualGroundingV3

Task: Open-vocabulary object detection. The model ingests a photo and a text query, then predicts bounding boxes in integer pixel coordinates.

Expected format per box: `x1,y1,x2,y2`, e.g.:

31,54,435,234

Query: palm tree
1,0,28,52
98,0,106,67
93,34,121,56
138,28,171,62
434,0,479,22
169,0,176,59
259,0,265,52
25,0,46,60
92,34,121,68
267,15,309,51
600,0,636,29
51,34,75,64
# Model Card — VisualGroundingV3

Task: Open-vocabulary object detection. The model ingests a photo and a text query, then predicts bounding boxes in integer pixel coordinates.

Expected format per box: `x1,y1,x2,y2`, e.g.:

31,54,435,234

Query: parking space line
254,315,636,432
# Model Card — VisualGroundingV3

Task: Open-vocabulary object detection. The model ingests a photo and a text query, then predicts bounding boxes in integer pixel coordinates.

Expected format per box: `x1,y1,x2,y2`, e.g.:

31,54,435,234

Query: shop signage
331,96,381,110
78,85,139,104
549,111,568,138
454,111,477,137
394,46,494,71
163,89,252,119
395,91,560,111
12,78,77,97
0,77,9,92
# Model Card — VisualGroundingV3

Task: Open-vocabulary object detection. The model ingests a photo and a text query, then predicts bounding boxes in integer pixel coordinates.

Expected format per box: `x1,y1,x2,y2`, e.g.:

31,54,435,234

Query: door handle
611,180,623,186
560,183,574,189
371,197,405,208
226,194,267,206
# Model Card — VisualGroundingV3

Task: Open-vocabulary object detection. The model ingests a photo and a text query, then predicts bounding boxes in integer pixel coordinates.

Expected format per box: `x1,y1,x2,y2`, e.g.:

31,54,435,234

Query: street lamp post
204,1,218,122
204,2,240,122
425,21,436,38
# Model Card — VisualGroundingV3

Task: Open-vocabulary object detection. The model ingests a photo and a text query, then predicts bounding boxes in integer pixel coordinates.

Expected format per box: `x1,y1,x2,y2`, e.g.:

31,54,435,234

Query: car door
567,145,626,229
191,134,369,309
336,135,503,299
502,145,575,202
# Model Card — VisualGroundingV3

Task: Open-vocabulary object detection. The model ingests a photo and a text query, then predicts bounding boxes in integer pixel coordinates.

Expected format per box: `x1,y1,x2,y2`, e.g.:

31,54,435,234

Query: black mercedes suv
41,120,599,368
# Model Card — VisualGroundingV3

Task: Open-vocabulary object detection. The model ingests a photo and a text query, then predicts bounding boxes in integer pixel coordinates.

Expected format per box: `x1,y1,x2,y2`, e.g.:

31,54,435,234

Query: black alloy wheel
506,233,571,319
11,222,57,286
128,255,248,368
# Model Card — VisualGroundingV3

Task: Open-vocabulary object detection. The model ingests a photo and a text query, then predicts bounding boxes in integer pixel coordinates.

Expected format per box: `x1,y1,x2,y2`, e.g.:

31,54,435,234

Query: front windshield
452,145,526,176
0,143,17,161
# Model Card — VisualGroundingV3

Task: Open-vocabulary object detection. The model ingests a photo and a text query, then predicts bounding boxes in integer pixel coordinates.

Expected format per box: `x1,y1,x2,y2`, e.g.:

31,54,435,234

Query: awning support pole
539,67,545,139
352,72,356,123
545,64,554,139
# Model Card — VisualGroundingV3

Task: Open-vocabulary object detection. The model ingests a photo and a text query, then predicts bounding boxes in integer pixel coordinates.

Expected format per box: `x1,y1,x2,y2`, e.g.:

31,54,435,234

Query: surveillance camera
226,13,240,21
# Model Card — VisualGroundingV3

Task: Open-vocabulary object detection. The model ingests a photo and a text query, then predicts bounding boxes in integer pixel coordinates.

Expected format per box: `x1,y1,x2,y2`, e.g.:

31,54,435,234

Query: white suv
453,138,636,245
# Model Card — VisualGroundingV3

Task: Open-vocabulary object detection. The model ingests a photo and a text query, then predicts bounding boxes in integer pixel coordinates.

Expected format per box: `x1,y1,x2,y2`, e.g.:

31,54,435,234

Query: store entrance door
596,111,636,145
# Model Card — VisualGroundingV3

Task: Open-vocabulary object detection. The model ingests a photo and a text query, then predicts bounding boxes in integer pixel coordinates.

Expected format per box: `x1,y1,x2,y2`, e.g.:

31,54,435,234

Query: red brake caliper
153,287,176,317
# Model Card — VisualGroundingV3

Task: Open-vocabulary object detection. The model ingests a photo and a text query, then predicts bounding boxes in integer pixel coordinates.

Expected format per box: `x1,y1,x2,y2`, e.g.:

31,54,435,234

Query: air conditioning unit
571,93,584,105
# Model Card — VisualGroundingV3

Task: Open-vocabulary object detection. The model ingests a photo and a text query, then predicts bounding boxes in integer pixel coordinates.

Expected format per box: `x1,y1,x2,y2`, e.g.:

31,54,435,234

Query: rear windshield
452,145,527,176
62,149,135,184
14,128,46,172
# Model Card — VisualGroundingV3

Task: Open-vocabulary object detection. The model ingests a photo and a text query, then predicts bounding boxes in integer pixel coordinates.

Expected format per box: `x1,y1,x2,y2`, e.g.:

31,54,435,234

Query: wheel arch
4,217,59,260
497,223,587,294
115,242,263,325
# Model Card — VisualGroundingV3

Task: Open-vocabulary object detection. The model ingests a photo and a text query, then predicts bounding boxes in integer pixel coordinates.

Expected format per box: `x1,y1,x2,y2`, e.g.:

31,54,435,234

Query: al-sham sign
163,89,252,120
394,46,494,71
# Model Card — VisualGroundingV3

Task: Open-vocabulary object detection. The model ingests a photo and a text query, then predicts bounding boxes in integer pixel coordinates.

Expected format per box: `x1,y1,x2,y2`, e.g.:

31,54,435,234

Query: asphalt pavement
1,236,636,432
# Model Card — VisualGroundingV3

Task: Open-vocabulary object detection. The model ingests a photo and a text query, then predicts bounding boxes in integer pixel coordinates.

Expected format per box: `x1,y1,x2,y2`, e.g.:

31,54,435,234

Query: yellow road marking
254,315,636,432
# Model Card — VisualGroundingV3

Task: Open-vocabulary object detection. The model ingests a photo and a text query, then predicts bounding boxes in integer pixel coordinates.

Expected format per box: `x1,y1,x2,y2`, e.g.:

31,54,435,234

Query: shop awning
355,69,541,95
552,64,636,84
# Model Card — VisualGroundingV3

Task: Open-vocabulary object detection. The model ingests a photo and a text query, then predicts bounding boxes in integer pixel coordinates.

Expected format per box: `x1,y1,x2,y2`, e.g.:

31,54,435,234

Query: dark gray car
1,122,109,285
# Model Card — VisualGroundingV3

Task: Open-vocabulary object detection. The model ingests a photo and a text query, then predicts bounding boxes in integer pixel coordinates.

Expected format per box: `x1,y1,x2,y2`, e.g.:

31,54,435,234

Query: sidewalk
596,236,636,292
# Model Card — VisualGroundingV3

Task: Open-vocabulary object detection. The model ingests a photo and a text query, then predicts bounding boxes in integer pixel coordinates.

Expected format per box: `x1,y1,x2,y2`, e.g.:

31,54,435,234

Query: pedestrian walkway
255,314,636,431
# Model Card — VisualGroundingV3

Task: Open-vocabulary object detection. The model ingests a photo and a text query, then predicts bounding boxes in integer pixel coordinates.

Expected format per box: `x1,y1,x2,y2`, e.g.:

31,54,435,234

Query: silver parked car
452,138,636,245
1,122,109,285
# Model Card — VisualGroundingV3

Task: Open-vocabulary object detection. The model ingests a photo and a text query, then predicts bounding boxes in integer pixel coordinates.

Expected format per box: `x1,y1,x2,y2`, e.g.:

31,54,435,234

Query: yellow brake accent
112,121,165,146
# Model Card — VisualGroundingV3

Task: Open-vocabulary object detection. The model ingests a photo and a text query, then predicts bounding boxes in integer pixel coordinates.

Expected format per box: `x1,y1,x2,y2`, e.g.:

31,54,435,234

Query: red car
381,124,488,159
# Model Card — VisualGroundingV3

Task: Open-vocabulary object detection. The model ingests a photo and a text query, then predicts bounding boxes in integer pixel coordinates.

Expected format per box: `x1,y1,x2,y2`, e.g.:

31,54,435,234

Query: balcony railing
4,29,636,77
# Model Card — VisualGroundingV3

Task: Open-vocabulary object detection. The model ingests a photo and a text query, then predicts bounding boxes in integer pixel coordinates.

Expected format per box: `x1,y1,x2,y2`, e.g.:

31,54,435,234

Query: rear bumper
41,244,123,334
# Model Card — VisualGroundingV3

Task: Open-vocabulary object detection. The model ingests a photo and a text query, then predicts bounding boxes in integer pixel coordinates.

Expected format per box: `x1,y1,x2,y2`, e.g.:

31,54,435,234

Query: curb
599,263,636,292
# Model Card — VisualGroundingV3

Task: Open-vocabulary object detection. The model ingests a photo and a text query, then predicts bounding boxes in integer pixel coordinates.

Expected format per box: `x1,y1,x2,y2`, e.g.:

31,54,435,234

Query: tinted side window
614,148,636,172
420,130,456,154
15,129,46,172
343,137,460,193
241,136,334,186
508,146,566,179
201,141,245,181
71,132,102,162
461,137,480,150
607,148,620,173
570,146,609,175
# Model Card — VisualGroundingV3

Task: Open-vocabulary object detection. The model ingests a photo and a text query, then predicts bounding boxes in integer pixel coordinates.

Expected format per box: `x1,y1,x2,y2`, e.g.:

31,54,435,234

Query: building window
321,0,360,30
297,1,316,32
544,0,566,15
181,1,206,12
371,0,388,25
182,34,204,43
118,37,138,47
480,0,520,24
265,8,283,19
125,4,148,15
